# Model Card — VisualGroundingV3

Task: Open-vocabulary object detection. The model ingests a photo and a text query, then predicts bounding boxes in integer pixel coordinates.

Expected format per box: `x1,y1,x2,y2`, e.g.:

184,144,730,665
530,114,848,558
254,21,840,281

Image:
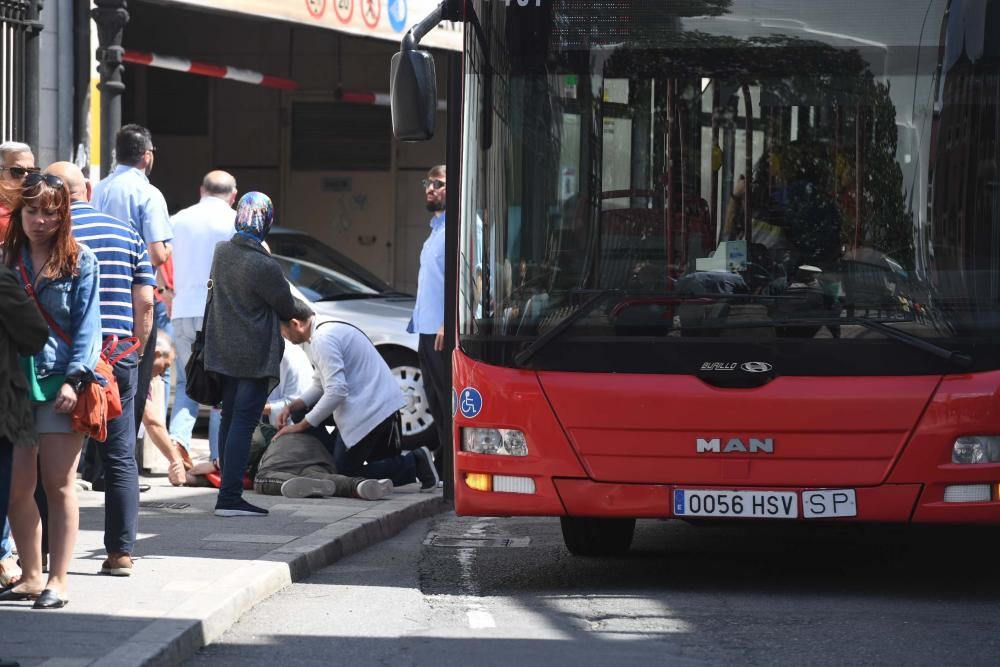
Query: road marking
467,609,496,629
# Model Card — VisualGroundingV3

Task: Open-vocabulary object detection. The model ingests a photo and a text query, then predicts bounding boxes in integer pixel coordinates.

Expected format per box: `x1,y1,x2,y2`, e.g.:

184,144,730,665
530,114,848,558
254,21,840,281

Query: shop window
146,69,209,136
291,102,391,171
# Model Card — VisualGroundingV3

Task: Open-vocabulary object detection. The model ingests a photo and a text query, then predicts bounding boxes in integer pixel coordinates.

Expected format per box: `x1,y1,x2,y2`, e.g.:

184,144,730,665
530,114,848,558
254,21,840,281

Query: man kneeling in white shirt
274,300,439,492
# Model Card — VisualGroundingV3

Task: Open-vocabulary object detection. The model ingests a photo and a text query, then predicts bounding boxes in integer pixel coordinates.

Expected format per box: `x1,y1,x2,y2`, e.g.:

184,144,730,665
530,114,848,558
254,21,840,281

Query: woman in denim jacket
0,173,101,609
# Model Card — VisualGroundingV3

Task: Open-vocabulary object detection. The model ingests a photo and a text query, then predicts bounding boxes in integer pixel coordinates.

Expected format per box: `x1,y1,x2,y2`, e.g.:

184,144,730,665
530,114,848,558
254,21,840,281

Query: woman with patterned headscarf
203,192,298,517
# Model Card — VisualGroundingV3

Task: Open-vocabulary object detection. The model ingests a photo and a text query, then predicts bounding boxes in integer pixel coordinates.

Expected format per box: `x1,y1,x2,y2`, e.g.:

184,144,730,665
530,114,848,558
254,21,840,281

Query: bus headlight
461,428,529,456
952,436,1000,464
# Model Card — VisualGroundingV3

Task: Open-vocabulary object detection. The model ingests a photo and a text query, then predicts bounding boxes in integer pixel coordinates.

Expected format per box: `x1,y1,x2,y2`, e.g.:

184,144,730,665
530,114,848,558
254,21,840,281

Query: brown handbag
16,260,138,441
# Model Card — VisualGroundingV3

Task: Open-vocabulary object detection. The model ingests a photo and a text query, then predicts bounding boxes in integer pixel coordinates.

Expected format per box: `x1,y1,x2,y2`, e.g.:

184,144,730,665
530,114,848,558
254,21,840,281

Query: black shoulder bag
185,274,223,406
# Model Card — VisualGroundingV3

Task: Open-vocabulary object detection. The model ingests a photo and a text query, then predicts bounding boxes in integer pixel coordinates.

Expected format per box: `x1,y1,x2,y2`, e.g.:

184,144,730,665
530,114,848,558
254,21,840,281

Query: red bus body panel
452,349,1000,523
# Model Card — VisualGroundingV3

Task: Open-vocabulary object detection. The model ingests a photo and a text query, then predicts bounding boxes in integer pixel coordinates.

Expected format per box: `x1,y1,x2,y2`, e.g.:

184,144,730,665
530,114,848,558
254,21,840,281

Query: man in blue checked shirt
48,162,155,578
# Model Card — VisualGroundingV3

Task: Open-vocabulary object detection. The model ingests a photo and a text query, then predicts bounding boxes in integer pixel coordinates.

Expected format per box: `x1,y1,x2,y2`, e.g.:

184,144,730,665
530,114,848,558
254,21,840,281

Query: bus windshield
458,0,1000,375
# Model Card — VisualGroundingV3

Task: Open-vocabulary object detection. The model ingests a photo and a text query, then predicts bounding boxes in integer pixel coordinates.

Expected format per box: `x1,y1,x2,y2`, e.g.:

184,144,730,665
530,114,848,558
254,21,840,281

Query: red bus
391,0,1000,555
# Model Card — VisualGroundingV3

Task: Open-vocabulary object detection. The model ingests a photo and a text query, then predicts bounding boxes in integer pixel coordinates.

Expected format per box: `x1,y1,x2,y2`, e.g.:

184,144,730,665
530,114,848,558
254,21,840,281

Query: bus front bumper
454,476,1000,524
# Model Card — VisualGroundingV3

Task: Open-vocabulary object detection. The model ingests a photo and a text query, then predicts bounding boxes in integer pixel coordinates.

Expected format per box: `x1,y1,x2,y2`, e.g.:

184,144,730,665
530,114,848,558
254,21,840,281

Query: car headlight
461,428,529,456
952,436,1000,464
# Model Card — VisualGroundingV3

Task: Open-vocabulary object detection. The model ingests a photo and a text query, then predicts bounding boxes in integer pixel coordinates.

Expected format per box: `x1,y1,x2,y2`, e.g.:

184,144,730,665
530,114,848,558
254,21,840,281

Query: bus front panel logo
696,438,775,454
740,361,773,373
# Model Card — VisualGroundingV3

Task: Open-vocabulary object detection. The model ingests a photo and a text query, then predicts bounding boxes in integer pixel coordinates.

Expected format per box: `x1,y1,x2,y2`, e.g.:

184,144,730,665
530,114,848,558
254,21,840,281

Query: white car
267,227,436,450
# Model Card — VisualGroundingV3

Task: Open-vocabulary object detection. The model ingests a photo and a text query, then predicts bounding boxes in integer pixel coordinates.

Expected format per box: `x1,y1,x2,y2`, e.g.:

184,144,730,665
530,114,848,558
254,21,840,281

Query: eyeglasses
23,173,65,190
422,179,446,191
1,166,41,179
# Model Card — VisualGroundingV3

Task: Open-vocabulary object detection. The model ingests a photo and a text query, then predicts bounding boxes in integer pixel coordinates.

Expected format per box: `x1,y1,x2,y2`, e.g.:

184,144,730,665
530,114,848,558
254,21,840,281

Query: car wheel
381,349,437,450
560,517,636,556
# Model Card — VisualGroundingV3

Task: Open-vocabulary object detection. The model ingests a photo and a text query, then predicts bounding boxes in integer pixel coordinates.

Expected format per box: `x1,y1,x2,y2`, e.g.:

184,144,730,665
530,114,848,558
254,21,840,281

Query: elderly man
168,170,238,465
47,162,156,577
0,141,39,238
92,124,173,436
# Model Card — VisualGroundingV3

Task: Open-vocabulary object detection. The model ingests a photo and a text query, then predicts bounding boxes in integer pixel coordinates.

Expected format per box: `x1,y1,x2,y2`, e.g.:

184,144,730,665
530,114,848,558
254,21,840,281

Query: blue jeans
169,316,221,459
155,300,173,414
1,520,11,561
0,438,12,560
217,376,270,507
93,347,139,554
332,414,417,488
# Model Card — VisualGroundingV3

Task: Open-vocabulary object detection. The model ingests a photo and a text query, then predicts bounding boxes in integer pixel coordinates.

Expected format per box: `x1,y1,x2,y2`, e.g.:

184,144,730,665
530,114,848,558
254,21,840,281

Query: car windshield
457,0,1000,375
271,254,379,301
267,231,395,294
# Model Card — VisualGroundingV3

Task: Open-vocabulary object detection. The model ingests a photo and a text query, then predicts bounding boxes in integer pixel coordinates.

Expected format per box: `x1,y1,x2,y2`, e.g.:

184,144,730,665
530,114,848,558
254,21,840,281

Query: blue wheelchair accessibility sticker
459,387,483,419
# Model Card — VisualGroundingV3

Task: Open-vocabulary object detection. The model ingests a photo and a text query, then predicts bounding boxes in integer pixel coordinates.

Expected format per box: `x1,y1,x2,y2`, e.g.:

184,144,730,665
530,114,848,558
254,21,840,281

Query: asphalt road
188,513,1000,666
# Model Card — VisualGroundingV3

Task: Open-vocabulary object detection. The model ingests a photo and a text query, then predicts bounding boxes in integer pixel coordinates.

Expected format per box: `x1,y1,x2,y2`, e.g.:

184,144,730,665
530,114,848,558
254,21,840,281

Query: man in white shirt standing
167,171,237,462
275,300,439,492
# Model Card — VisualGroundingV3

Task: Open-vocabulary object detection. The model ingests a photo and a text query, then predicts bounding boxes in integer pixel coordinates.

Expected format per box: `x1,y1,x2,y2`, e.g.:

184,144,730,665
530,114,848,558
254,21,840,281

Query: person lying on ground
254,429,391,500
141,332,190,485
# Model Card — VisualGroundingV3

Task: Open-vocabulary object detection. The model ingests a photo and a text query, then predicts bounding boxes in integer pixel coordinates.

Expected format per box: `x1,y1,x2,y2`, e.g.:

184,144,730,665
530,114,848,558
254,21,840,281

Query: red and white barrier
122,49,446,109
123,50,299,90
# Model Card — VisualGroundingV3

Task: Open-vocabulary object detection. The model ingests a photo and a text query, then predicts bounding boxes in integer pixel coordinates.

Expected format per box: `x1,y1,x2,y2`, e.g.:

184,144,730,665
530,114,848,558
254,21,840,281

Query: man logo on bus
696,438,775,454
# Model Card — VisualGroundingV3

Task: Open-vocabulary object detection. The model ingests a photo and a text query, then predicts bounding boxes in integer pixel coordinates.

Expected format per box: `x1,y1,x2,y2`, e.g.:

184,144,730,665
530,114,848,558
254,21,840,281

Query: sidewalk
0,454,446,666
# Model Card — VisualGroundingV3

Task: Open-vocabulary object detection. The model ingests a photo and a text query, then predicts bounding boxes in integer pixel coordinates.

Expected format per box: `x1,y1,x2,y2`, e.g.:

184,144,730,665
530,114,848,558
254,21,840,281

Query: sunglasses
23,173,65,190
422,179,446,190
2,166,41,179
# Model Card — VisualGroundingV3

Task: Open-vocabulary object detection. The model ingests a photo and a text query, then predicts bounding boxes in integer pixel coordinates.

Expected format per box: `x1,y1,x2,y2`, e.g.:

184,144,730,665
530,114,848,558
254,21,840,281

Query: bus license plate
674,489,798,519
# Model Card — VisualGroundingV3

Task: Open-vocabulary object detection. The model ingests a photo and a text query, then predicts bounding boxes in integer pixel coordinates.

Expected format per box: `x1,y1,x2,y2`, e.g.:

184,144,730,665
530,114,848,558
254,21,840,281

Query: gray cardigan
203,235,297,385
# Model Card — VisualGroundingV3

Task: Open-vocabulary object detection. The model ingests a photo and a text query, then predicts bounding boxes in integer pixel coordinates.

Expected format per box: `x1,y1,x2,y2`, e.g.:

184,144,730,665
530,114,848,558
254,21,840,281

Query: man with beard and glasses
407,165,448,476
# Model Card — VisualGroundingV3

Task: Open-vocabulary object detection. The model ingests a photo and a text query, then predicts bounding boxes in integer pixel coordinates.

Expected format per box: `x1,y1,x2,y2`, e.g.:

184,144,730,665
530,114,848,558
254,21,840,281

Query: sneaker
100,552,133,577
280,477,337,499
412,447,440,492
356,479,393,501
214,499,269,517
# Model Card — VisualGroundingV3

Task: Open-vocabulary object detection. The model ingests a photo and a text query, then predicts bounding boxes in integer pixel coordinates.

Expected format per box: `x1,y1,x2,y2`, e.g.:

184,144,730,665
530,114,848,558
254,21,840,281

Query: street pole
24,0,43,151
92,0,129,178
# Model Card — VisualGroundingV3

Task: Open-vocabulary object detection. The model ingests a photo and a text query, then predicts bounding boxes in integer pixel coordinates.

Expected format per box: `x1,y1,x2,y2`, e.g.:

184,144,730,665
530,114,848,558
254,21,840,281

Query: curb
93,495,448,667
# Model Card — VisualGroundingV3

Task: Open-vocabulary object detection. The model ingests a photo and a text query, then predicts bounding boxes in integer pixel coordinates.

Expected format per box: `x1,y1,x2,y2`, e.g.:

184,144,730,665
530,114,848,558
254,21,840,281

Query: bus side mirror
390,49,437,141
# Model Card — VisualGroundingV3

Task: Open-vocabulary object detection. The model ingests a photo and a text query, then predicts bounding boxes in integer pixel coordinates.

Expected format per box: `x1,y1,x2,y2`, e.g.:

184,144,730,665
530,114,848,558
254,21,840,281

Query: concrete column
91,0,129,177
24,0,44,151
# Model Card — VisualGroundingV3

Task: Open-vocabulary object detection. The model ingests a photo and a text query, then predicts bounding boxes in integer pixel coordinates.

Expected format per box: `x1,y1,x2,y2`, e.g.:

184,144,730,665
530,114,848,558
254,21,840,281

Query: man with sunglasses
92,124,173,439
408,165,448,476
0,141,39,239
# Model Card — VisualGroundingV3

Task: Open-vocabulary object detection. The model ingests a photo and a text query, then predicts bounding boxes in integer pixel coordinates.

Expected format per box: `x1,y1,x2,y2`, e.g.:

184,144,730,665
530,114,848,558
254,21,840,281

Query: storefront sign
167,0,463,51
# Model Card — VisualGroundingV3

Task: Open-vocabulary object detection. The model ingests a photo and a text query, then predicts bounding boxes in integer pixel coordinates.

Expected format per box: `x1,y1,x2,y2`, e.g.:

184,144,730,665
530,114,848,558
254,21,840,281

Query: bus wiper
515,289,619,367
847,316,972,369
688,315,973,369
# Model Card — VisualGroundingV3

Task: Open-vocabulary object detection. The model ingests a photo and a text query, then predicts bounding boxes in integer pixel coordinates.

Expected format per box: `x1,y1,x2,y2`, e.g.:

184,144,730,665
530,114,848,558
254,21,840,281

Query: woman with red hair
0,172,101,609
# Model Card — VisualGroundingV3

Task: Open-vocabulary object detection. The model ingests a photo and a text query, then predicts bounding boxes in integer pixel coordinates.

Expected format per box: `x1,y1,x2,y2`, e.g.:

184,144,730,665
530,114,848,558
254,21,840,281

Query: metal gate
0,0,40,143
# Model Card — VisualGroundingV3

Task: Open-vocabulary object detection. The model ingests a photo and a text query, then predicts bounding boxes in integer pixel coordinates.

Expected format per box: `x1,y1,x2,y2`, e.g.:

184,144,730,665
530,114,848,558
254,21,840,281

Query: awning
158,0,463,51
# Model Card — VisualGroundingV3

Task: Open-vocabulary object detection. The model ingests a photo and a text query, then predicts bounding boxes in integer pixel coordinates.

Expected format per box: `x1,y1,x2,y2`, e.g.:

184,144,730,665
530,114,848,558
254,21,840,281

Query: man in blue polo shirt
48,162,156,578
92,124,173,434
